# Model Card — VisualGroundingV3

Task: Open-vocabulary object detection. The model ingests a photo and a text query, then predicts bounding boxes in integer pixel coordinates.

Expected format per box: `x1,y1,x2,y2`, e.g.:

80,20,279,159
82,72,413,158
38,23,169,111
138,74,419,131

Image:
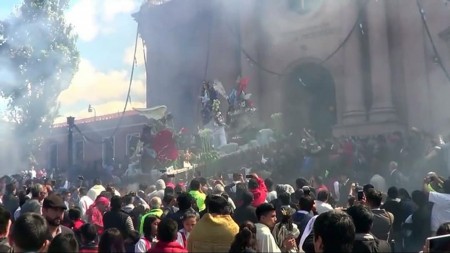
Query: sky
0,0,147,123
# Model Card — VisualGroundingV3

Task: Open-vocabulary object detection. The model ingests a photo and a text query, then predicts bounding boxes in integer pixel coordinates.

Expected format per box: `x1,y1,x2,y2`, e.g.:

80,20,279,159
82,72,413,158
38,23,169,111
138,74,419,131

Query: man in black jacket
103,195,134,238
166,192,198,229
233,190,257,225
347,204,391,253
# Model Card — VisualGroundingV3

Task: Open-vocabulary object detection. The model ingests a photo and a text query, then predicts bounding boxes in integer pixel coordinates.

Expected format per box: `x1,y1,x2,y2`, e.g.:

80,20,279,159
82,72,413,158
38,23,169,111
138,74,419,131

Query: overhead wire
234,0,369,77
416,0,450,83
74,22,141,144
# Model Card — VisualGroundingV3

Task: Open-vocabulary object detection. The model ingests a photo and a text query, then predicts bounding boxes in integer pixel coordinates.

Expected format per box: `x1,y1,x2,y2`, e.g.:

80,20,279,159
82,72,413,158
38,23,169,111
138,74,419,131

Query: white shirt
79,195,94,219
333,181,340,201
429,191,450,232
266,190,278,203
315,200,333,214
135,237,155,253
30,169,36,179
176,229,189,248
298,215,318,253
256,223,281,253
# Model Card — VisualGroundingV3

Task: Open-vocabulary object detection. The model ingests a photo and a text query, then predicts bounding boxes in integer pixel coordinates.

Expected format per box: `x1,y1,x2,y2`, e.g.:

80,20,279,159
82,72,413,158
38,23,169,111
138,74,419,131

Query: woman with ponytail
229,221,258,253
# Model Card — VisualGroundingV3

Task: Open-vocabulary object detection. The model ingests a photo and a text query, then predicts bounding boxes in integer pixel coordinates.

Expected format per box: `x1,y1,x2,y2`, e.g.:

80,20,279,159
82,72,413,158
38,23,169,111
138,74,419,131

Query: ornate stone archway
283,62,337,138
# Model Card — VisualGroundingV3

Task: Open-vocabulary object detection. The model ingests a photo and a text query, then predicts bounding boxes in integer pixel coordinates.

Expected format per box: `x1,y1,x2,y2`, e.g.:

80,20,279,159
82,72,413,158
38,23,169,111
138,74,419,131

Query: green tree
0,0,79,161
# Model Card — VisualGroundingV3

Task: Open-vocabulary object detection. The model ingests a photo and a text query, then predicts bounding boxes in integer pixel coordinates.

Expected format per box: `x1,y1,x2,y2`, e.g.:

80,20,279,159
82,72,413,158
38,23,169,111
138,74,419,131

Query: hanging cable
108,23,140,137
416,0,450,83
233,0,368,77
73,23,140,142
203,6,213,80
73,124,104,145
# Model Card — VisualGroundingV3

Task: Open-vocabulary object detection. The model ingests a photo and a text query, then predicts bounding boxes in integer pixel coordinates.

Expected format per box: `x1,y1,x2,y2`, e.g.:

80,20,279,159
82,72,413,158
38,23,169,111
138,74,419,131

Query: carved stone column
367,0,397,122
342,1,367,125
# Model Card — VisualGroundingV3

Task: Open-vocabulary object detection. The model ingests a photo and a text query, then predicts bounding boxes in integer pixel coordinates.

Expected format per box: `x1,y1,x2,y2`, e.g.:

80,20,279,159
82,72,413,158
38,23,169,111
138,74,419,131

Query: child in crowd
68,207,85,231
272,207,300,253
135,215,160,252
176,212,199,248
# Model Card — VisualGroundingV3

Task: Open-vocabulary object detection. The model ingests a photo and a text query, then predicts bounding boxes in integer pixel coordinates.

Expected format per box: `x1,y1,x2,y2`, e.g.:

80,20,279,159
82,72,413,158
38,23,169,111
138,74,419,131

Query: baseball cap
43,194,67,210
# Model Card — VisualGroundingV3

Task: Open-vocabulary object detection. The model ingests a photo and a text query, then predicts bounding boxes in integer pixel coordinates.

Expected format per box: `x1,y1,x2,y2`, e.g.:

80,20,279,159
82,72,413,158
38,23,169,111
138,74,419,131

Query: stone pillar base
369,107,397,123
342,111,367,125
333,122,404,137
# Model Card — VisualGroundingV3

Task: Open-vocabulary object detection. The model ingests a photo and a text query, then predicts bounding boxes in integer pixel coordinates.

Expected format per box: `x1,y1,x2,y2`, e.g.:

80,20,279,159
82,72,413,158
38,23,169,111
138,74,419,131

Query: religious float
123,77,321,183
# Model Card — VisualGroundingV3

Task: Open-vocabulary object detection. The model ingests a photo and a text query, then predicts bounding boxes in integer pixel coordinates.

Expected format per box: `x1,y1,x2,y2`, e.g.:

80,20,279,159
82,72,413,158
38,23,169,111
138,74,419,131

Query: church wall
256,0,357,127
420,0,450,134
138,0,450,137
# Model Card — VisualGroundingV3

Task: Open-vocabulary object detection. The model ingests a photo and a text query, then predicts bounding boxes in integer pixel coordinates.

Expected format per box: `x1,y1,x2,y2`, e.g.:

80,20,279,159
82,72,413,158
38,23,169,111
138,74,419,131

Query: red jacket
250,177,267,207
149,241,187,253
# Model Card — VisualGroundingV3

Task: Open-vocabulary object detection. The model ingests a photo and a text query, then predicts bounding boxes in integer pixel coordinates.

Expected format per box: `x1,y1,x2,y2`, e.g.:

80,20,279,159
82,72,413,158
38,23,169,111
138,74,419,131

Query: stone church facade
136,0,450,137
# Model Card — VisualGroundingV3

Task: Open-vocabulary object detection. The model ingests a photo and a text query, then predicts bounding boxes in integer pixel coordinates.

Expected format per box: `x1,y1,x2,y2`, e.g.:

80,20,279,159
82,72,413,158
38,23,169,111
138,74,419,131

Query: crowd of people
0,162,449,253
0,128,448,252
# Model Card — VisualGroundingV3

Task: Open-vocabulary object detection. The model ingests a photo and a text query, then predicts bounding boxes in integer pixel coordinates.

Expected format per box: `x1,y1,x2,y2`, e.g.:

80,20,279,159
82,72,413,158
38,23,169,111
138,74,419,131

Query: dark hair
255,203,276,221
177,193,193,210
164,187,175,196
264,178,274,190
363,184,374,195
163,194,175,206
294,188,304,201
387,187,398,199
411,190,427,207
5,183,16,195
174,184,183,194
278,192,291,206
110,195,122,210
0,206,10,234
47,233,79,253
365,189,382,207
80,223,97,242
299,195,314,212
123,194,134,205
437,222,450,236
313,210,355,253
398,188,411,200
79,187,87,196
18,190,29,207
11,213,48,252
198,177,207,186
236,183,248,200
317,190,329,202
229,222,257,252
98,228,125,253
143,216,159,239
296,178,309,189
240,191,254,206
248,178,259,190
139,183,148,192
206,195,230,215
346,205,373,233
189,179,201,191
68,207,81,221
128,230,141,244
94,178,102,185
157,218,178,242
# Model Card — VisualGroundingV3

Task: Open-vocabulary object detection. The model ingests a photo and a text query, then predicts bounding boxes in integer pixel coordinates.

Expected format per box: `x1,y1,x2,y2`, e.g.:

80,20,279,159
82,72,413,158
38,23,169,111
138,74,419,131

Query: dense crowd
0,128,448,252
0,163,449,253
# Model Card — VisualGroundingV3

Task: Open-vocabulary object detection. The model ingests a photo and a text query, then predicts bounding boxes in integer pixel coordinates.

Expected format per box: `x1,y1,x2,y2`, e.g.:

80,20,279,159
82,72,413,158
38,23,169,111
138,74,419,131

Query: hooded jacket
187,213,239,252
249,177,267,207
